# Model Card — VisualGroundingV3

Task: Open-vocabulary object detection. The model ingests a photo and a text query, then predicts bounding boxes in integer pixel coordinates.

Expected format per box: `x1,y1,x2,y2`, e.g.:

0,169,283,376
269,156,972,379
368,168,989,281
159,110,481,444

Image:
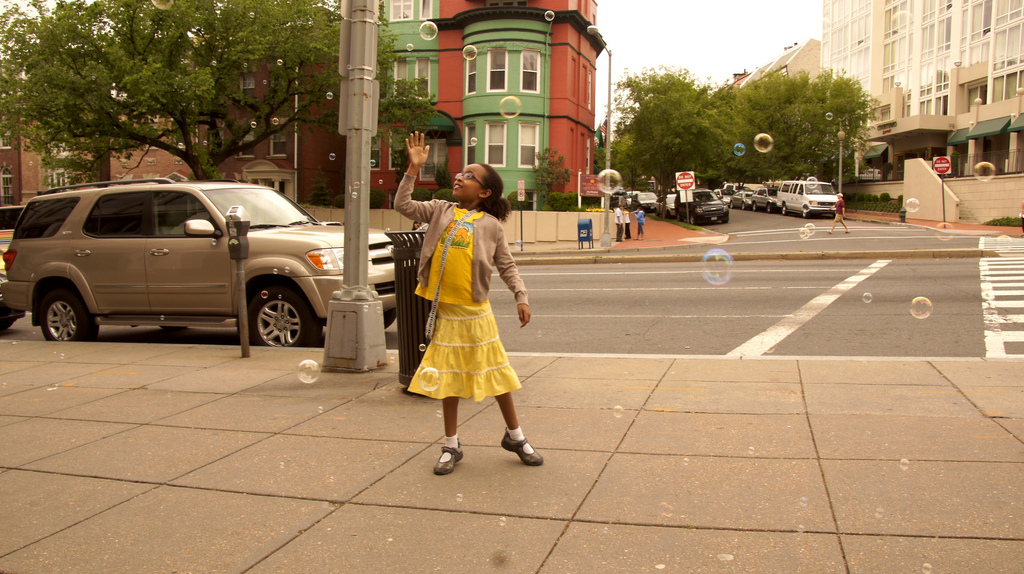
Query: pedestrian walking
828,192,850,234
634,208,645,240
614,204,624,242
395,131,542,476
623,203,632,239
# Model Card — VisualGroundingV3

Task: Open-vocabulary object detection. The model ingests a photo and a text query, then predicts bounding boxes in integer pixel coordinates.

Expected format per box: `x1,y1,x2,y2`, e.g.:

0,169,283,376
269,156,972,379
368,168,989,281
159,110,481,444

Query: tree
307,170,333,206
533,147,570,193
433,153,452,191
0,0,434,182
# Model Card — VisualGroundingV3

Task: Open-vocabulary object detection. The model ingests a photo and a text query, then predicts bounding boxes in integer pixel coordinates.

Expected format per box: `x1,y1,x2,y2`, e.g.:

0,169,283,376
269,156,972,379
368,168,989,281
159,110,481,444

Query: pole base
322,299,388,372
600,232,612,247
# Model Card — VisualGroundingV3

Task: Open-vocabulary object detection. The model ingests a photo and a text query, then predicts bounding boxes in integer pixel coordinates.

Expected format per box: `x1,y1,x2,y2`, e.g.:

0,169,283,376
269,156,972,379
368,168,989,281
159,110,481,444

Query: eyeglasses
454,172,479,182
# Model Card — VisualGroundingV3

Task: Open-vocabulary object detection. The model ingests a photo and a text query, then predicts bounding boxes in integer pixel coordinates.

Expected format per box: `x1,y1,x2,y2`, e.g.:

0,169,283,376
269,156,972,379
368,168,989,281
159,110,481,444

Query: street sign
933,156,951,174
580,175,601,197
517,179,526,201
675,171,695,190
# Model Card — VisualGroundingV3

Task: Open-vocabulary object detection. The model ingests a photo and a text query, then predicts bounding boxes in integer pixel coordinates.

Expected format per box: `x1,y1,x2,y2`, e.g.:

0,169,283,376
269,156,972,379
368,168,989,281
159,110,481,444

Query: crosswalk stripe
980,251,1024,358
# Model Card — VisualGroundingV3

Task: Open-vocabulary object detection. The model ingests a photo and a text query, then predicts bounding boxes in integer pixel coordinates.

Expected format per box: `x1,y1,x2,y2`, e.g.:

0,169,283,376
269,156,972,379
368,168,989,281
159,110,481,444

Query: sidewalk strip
726,260,892,357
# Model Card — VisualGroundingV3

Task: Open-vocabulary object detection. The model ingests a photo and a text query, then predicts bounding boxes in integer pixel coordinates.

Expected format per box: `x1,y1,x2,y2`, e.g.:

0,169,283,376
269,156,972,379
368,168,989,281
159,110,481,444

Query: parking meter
225,205,250,260
225,205,251,357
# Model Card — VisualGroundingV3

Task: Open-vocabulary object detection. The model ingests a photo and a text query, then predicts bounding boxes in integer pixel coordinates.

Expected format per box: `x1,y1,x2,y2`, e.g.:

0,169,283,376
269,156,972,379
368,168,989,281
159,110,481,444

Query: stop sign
933,156,951,174
675,171,695,190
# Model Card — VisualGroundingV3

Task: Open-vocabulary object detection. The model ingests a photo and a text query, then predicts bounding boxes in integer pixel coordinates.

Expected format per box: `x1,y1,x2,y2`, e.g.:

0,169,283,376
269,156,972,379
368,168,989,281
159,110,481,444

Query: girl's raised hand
405,131,430,170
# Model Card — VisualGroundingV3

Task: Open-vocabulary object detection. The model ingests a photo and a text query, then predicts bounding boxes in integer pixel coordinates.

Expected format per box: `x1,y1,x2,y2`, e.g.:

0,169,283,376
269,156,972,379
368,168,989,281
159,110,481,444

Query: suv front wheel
40,288,98,342
248,286,320,347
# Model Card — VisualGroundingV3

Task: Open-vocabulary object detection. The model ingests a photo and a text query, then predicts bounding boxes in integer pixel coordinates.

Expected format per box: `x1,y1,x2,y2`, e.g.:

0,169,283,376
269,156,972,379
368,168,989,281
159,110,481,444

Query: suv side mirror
185,219,220,237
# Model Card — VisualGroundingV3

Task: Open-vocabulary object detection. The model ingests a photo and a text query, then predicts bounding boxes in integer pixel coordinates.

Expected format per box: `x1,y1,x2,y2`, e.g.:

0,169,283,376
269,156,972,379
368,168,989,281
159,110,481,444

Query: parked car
656,192,678,219
675,189,729,225
0,271,26,331
626,191,659,213
731,190,754,209
1,178,397,347
777,179,839,218
0,205,25,331
751,186,780,212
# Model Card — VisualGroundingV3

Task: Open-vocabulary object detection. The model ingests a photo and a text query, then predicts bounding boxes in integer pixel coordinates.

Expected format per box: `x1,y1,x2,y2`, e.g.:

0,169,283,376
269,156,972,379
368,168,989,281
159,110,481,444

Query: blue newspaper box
578,218,594,249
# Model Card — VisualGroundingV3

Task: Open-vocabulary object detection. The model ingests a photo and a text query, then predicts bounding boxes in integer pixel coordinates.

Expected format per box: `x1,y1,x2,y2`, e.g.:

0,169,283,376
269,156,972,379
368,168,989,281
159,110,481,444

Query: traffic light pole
322,0,387,372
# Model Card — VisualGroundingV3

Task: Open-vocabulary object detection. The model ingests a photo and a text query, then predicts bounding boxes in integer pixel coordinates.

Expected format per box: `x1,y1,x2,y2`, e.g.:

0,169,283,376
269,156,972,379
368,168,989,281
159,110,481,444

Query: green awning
863,143,887,160
968,116,1011,139
426,113,457,132
946,128,970,146
1009,115,1024,132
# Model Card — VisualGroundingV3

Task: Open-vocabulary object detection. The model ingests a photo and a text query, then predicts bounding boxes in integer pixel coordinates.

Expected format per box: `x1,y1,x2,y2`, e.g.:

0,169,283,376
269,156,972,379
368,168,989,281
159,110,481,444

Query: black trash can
385,231,431,387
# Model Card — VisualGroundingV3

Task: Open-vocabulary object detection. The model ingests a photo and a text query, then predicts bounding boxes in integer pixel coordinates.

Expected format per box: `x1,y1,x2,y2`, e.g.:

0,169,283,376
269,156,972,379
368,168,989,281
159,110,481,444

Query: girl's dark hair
476,163,512,222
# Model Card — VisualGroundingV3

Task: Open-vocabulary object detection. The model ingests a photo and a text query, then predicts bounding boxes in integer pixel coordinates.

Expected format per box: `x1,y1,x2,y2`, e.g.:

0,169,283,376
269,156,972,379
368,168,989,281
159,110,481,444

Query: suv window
154,191,215,236
0,206,23,229
84,192,145,237
13,197,80,239
692,191,716,201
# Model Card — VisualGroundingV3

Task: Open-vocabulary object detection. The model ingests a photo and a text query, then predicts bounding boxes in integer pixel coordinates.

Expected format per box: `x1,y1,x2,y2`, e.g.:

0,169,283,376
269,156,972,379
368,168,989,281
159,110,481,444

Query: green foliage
433,154,452,191
985,216,1023,226
307,171,334,207
533,148,571,193
879,192,891,202
369,188,386,209
333,193,345,208
543,192,585,211
507,192,532,211
433,188,454,202
411,187,433,201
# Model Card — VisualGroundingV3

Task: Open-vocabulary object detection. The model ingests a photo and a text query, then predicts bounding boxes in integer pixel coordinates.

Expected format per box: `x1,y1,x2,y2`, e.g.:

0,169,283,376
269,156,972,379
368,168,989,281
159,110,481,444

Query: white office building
822,0,1024,222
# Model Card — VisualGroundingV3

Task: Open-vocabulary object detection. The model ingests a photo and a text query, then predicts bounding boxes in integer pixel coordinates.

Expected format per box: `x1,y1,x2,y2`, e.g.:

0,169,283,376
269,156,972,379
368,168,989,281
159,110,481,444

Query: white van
777,180,839,219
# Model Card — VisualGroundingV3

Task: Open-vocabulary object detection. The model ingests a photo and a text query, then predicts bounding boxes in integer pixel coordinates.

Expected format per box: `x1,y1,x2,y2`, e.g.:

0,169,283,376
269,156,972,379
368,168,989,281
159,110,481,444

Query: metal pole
940,173,947,223
601,48,613,248
235,259,249,358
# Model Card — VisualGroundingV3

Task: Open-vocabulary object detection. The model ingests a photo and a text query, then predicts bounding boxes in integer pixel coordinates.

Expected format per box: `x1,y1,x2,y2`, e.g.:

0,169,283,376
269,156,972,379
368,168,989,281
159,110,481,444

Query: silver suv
1,179,396,347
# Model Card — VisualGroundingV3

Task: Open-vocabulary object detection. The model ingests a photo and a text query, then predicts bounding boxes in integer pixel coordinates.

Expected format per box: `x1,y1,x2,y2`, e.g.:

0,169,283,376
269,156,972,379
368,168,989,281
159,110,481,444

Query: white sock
507,427,534,454
439,435,459,463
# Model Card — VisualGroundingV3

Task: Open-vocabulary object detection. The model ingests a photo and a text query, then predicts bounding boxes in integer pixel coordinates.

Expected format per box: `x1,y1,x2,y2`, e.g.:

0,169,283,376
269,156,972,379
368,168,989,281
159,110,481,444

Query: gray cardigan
393,173,528,306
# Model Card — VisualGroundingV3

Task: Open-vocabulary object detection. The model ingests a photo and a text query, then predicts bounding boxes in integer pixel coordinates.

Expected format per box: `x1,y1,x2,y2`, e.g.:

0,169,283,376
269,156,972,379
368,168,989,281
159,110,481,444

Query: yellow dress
408,208,522,402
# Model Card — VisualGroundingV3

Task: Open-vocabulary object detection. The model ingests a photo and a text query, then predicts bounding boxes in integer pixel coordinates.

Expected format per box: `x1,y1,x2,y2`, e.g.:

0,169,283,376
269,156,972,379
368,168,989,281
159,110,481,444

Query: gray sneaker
433,444,463,475
501,431,543,466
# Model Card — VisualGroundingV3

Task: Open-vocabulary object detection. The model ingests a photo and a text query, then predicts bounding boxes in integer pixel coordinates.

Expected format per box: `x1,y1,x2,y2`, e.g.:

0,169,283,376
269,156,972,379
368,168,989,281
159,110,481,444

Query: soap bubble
250,121,258,129
975,161,996,181
910,297,933,319
470,136,478,146
499,516,507,526
799,228,812,239
419,367,440,391
463,45,478,60
875,507,885,519
369,159,376,167
899,458,910,470
499,95,522,118
807,176,818,182
862,292,873,304
717,554,734,562
701,248,734,286
544,10,555,21
271,117,279,125
152,0,173,8
936,222,954,241
326,91,333,100
753,133,774,153
297,359,319,384
177,142,185,150
329,153,336,161
905,198,920,213
733,143,746,156
597,169,622,193
406,43,414,52
826,112,834,121
276,58,284,66
418,21,438,40
418,343,427,352
612,405,624,418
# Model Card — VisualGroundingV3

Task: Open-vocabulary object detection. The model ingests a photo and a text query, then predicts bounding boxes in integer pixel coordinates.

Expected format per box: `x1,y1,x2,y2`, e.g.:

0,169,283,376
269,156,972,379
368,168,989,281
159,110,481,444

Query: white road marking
979,247,1024,357
726,260,892,357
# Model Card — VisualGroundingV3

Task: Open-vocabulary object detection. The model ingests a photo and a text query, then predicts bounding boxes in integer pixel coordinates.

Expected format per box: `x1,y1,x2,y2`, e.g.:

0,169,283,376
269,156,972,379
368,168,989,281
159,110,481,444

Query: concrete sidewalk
0,341,1021,573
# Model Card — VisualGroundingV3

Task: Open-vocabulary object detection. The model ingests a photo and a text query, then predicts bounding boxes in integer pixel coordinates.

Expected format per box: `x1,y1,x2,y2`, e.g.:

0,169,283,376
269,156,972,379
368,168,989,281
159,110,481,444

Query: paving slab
0,470,154,556
577,454,834,532
823,460,1024,538
247,504,566,574
131,345,251,367
0,418,135,467
456,404,633,452
39,342,182,364
842,534,1024,574
620,411,817,458
798,360,949,385
0,361,108,390
57,363,198,389
662,358,801,383
932,360,1024,387
239,369,389,399
803,383,981,416
1000,417,1024,440
0,385,124,416
171,434,426,501
810,413,1024,461
541,522,846,573
0,414,25,427
0,485,334,574
47,388,222,424
355,447,609,520
646,381,806,414
0,342,103,363
508,353,558,378
959,385,1024,417
157,393,330,433
533,356,673,380
513,375,654,410
144,365,291,394
23,425,268,482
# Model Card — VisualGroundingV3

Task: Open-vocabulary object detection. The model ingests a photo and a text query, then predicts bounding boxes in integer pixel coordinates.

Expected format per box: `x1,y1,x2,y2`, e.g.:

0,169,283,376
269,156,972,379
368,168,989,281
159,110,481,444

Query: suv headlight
306,248,345,270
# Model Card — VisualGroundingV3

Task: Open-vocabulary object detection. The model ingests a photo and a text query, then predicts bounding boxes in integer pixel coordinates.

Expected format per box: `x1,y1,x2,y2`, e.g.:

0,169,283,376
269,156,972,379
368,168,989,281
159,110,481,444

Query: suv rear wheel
248,286,320,347
40,288,98,342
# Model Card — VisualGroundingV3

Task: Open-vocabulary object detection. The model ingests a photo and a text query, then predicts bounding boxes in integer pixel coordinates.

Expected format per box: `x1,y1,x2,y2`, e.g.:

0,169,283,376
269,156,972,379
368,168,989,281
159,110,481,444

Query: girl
395,131,542,475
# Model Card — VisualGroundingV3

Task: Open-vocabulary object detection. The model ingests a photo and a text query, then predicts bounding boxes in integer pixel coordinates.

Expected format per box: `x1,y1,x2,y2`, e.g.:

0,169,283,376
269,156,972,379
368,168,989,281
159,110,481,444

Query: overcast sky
591,0,824,122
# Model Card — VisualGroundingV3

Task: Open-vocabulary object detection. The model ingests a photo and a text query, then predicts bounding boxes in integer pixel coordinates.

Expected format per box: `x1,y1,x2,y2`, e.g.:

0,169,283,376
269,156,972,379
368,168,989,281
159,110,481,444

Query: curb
514,248,997,265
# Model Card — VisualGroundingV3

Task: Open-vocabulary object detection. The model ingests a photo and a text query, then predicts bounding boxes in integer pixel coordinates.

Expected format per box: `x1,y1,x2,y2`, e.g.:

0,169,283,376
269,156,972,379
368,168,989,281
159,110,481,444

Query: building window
241,73,255,97
270,133,287,156
391,0,412,20
146,158,157,166
394,59,408,81
585,134,591,174
968,83,989,108
50,169,67,188
486,122,506,167
419,138,447,181
1,168,12,205
521,49,540,92
993,71,1021,102
587,70,593,109
465,124,477,165
519,123,538,168
488,48,507,92
0,132,10,148
996,0,1024,26
466,56,476,94
371,138,381,171
994,23,1023,70
416,58,430,93
971,0,993,42
420,0,432,19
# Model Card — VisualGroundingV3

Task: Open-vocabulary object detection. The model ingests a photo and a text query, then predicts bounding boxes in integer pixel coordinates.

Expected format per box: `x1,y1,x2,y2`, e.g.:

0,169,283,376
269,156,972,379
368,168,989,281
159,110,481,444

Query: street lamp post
587,25,613,248
837,128,845,198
